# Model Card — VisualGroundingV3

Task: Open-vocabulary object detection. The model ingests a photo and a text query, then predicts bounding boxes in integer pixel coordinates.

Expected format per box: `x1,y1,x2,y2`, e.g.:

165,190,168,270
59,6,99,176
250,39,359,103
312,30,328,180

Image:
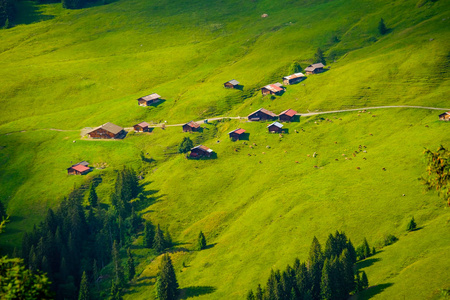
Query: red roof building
278,109,298,122
261,83,285,95
229,128,246,141
189,145,214,158
134,122,150,132
182,121,201,132
67,162,90,175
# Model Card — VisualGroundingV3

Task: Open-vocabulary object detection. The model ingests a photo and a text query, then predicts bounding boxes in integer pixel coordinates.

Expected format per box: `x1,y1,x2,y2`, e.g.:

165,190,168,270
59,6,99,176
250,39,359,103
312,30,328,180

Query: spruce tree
178,137,194,153
143,221,154,248
93,259,99,290
155,254,178,300
378,18,388,35
255,284,263,300
360,271,369,290
0,200,7,220
314,48,326,65
153,224,166,253
363,238,371,259
78,271,90,300
246,290,255,300
308,236,323,300
196,231,206,250
320,259,332,300
288,61,302,74
407,217,417,231
126,248,135,281
112,240,125,287
110,281,121,300
88,183,98,207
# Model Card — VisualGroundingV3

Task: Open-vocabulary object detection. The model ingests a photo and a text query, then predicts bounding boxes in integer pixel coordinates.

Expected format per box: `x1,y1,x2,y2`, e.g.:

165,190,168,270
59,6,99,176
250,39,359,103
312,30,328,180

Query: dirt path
2,105,449,136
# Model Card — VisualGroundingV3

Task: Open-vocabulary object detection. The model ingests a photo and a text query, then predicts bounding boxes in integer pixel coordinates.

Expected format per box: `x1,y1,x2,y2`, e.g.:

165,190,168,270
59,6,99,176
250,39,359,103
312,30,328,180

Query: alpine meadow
0,0,449,299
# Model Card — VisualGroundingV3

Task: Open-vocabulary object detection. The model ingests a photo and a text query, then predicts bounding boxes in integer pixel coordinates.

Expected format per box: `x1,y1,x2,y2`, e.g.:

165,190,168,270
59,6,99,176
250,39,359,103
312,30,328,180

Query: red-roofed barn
278,109,298,122
229,128,246,141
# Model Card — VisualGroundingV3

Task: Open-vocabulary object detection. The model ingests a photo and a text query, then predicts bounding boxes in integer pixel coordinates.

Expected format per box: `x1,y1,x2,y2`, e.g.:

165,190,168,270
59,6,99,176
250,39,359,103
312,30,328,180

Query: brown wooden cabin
267,122,284,133
247,108,277,121
439,112,450,121
229,128,246,141
282,73,306,85
137,93,161,106
304,63,325,75
87,122,125,139
134,122,150,132
261,83,284,95
182,121,201,132
224,79,240,89
190,145,213,158
278,109,297,122
67,162,90,175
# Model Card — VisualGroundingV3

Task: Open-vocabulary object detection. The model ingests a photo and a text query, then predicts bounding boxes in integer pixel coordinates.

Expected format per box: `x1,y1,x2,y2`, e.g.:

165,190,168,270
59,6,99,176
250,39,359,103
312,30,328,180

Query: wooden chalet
67,161,90,175
182,121,201,132
229,128,246,141
137,93,161,106
134,122,150,132
439,112,450,121
278,109,297,122
247,108,277,121
283,73,306,85
87,122,125,139
304,63,325,75
190,145,214,158
267,122,284,133
261,83,285,95
224,79,240,89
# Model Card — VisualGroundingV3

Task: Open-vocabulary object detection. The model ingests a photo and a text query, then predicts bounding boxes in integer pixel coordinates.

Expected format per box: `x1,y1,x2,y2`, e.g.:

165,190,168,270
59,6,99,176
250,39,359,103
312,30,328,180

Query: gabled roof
267,122,283,129
262,83,284,93
70,164,90,173
88,122,124,135
279,109,297,117
305,63,325,71
283,73,305,80
226,79,239,85
248,108,278,118
139,93,161,101
191,145,213,153
136,121,150,128
184,121,200,128
439,112,450,116
229,128,246,135
77,161,89,167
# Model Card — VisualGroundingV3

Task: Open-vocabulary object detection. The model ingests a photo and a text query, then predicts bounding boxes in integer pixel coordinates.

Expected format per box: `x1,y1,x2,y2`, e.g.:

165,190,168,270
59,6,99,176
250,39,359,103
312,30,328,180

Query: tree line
246,231,369,300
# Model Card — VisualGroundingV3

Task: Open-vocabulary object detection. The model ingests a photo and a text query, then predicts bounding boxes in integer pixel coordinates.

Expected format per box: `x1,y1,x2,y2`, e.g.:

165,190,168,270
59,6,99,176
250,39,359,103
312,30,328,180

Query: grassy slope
0,0,449,298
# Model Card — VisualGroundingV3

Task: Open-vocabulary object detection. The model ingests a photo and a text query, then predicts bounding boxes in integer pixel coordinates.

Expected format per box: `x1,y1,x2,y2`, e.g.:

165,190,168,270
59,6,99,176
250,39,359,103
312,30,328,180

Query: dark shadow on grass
179,286,217,299
292,115,301,122
13,1,55,26
359,283,394,299
204,242,217,250
356,257,381,269
282,128,289,134
149,99,166,108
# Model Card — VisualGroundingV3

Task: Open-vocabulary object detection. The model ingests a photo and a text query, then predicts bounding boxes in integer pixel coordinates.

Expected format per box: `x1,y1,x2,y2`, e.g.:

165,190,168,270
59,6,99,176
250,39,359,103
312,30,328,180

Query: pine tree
360,271,369,290
110,281,122,300
407,217,417,231
93,259,99,290
143,221,154,248
314,48,326,65
88,183,98,207
78,271,90,300
112,240,125,287
264,269,277,300
126,248,135,281
178,137,194,153
246,290,255,300
320,259,332,300
255,284,263,300
4,18,10,29
363,238,371,259
288,61,302,74
0,200,7,220
308,236,323,300
155,254,178,300
164,227,172,248
378,18,388,35
196,231,206,250
153,224,166,253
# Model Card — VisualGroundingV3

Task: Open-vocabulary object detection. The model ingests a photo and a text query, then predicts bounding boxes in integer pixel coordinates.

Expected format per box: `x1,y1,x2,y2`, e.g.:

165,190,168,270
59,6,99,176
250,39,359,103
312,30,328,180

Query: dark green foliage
407,217,417,231
246,290,255,300
78,271,90,300
255,284,263,300
320,259,332,300
153,224,167,253
288,61,303,74
178,137,194,153
111,167,139,218
196,231,206,250
0,200,6,220
378,18,388,35
62,0,84,9
356,237,372,260
308,236,323,299
384,234,398,246
360,271,369,290
0,0,14,28
314,48,326,65
0,257,52,299
143,221,155,248
112,240,125,287
93,259,99,290
87,183,98,207
155,254,178,300
164,227,172,248
110,281,122,300
126,248,135,281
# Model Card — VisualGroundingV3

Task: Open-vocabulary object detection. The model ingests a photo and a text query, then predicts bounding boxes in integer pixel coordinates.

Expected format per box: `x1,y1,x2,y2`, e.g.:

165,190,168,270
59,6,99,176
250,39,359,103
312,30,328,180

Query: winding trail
2,105,449,136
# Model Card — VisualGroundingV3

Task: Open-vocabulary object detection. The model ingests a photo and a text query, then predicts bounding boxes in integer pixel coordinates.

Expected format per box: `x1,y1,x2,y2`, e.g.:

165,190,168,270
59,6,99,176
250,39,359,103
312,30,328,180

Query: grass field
0,0,449,298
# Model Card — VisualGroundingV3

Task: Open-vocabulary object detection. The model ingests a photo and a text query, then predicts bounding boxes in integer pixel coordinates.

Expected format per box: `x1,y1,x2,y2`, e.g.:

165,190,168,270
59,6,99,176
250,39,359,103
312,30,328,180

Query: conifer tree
0,200,7,220
178,137,194,153
110,281,121,300
314,48,326,65
320,259,332,300
153,224,166,253
246,290,255,300
155,254,178,300
112,240,125,287
78,271,90,300
360,271,369,290
164,227,172,248
88,183,98,207
363,238,371,259
407,217,417,231
143,221,154,248
308,236,323,300
288,61,302,74
255,284,263,300
378,18,388,35
93,259,99,290
126,248,135,281
196,231,206,250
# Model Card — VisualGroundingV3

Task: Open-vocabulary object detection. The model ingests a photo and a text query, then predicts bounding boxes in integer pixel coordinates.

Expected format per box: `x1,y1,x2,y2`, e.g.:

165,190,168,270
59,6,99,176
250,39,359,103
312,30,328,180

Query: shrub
384,234,398,246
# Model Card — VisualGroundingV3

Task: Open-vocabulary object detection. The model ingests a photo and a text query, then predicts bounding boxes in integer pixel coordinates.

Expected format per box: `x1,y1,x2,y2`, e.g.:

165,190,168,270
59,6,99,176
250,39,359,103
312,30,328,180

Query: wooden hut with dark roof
282,73,305,85
87,122,125,139
134,122,150,132
137,93,161,106
224,79,240,89
190,145,214,158
267,122,284,133
229,128,246,141
304,63,325,75
439,112,450,121
247,108,277,121
182,121,201,132
278,109,297,122
261,83,285,95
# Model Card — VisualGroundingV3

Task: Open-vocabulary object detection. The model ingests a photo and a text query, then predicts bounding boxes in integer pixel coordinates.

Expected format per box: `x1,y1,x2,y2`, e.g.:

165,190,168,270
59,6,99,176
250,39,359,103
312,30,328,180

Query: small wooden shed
87,122,125,139
261,83,285,95
282,73,306,85
439,112,450,121
224,79,240,89
267,122,284,133
190,145,214,158
182,121,201,132
247,108,277,121
229,128,246,141
137,93,161,106
278,109,298,122
304,63,325,75
134,122,150,132
67,162,90,175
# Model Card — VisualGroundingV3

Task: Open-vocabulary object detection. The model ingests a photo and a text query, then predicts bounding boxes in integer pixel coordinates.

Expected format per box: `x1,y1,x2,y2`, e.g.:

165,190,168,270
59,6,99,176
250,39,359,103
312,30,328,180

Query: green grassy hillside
0,0,449,298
